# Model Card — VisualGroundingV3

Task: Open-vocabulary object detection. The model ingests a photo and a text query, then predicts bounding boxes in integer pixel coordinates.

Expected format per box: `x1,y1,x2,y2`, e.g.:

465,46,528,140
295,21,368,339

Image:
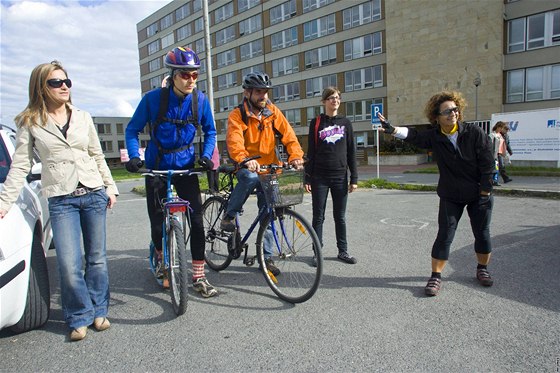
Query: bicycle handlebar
137,168,205,177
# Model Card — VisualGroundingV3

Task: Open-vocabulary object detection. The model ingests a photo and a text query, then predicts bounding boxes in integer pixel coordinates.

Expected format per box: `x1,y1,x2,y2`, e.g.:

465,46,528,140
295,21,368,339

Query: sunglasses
439,107,459,116
177,71,199,80
47,79,72,88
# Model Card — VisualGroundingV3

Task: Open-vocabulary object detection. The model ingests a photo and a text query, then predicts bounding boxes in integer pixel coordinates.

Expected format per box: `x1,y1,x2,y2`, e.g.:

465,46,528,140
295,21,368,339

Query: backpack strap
314,115,321,147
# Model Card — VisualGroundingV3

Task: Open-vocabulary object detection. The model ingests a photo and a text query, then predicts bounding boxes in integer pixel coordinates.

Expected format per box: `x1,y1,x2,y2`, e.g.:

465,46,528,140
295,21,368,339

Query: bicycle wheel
202,196,232,271
256,208,323,303
168,218,189,316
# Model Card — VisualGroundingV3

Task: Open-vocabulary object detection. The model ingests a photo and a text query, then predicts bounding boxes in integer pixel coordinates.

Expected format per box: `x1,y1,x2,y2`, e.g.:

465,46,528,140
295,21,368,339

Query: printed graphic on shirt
319,125,345,144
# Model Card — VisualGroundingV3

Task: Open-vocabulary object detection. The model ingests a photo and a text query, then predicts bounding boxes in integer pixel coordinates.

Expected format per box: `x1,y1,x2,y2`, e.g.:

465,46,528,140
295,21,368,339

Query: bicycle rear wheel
257,208,323,303
202,196,232,271
168,218,189,315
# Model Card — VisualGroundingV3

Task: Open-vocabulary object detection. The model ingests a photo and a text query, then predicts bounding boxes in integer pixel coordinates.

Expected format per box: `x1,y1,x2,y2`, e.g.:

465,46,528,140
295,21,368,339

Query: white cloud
0,0,172,123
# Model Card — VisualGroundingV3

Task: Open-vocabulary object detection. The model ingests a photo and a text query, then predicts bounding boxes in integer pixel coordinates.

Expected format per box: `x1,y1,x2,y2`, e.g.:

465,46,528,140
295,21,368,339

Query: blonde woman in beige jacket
0,61,118,341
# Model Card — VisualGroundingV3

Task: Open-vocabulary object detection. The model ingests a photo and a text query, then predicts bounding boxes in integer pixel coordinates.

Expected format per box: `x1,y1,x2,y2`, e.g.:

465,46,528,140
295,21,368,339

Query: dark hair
321,86,340,102
492,121,506,132
424,91,466,125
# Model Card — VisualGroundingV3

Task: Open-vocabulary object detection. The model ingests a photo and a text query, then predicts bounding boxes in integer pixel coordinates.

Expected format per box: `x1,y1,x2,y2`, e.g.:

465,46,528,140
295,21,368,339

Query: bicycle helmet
164,47,200,69
242,72,272,89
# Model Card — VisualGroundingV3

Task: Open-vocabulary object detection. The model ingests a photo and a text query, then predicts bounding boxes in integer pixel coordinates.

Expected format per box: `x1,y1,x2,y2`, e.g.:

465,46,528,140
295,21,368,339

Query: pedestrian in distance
377,90,496,296
220,72,305,276
489,121,504,186
304,87,358,265
0,60,119,341
497,121,513,184
125,46,218,298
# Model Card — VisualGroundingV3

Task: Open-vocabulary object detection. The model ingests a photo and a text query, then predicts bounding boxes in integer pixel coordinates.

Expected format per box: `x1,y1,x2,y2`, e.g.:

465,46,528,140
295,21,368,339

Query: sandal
425,277,442,296
93,317,111,331
476,268,494,287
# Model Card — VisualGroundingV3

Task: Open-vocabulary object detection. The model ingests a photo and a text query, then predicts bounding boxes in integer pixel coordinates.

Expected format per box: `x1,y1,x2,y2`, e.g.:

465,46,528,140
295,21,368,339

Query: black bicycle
201,158,323,303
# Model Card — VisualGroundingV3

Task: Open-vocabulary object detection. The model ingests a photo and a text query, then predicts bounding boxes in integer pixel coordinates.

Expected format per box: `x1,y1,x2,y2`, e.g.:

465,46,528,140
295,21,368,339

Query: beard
251,97,267,109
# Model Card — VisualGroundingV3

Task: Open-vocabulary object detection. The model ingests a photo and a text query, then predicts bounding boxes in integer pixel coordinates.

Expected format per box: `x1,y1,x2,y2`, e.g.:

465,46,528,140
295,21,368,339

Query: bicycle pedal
245,257,255,266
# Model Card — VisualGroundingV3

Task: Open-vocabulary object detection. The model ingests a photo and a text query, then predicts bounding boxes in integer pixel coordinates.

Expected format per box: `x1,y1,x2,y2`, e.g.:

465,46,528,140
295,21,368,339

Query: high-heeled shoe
93,317,111,331
70,326,87,341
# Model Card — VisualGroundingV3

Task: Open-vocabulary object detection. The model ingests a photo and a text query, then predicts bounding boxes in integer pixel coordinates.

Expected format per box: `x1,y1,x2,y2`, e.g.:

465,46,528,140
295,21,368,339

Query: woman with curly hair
377,91,495,296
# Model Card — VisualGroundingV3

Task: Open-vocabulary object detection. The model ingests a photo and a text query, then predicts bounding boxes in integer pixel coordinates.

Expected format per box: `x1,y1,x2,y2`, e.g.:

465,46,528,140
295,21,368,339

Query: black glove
198,157,214,171
125,157,143,173
380,119,396,135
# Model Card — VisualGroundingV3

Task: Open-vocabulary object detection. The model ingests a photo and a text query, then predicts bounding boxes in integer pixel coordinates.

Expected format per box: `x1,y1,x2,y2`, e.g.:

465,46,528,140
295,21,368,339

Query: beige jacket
0,105,118,212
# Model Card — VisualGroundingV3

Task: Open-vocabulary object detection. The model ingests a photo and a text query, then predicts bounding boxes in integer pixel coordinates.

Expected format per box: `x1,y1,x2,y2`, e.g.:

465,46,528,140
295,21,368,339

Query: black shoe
492,182,501,186
262,258,280,276
337,251,357,264
504,178,512,183
220,215,235,232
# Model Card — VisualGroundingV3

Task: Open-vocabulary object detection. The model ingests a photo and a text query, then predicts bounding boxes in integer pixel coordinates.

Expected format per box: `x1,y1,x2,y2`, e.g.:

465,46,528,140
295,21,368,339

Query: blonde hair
14,61,72,128
424,91,466,125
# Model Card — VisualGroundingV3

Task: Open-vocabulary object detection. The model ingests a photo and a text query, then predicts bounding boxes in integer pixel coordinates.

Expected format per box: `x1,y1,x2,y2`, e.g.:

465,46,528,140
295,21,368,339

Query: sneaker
337,251,357,264
69,326,87,342
220,215,236,232
263,258,281,276
504,178,513,183
492,181,501,186
425,277,442,296
193,277,218,298
476,268,494,287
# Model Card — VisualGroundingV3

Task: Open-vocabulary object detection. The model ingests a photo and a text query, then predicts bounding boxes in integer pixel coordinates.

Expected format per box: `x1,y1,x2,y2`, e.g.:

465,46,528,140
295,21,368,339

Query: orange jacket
226,100,304,166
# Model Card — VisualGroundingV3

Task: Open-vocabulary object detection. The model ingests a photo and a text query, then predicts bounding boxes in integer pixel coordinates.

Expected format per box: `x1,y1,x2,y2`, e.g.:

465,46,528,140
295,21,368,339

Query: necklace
48,111,69,127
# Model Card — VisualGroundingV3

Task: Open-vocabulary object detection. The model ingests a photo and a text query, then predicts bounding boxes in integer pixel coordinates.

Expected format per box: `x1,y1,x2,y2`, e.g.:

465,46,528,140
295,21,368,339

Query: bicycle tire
202,196,233,271
168,218,189,316
256,208,323,303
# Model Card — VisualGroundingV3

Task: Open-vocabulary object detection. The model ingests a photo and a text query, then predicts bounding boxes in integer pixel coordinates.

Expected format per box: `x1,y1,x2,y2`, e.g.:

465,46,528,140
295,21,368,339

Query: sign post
371,103,383,179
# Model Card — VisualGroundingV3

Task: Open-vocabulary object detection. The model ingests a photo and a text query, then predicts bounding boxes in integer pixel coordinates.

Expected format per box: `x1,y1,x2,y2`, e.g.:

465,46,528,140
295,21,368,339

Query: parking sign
371,103,383,127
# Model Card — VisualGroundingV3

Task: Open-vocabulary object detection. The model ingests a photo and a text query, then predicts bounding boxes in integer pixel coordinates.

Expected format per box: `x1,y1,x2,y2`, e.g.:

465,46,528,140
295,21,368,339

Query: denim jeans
310,175,349,252
48,189,109,329
226,168,274,258
431,196,493,260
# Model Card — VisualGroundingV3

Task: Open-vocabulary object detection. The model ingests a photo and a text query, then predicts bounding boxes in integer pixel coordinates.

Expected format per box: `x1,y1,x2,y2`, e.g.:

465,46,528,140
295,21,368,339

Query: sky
0,0,173,124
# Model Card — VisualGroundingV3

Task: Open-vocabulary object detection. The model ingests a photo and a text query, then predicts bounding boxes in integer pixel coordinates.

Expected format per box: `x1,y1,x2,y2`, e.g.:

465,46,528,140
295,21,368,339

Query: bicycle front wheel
257,208,323,303
202,196,232,271
168,218,189,316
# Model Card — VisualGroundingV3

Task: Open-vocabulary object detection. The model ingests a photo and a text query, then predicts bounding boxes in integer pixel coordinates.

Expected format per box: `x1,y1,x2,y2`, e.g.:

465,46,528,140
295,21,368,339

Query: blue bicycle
202,159,323,303
140,168,202,316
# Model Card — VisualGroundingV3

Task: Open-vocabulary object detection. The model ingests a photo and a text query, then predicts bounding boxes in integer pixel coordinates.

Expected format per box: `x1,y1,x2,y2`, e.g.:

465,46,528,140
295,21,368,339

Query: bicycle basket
258,169,304,207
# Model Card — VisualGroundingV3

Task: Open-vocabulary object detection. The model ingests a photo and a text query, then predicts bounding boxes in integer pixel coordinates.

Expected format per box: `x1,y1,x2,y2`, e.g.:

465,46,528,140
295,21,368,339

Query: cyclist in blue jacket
125,47,218,298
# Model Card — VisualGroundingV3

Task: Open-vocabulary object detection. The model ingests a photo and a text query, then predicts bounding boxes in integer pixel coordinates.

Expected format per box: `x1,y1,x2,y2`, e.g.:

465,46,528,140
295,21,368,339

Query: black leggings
431,196,493,260
146,174,205,261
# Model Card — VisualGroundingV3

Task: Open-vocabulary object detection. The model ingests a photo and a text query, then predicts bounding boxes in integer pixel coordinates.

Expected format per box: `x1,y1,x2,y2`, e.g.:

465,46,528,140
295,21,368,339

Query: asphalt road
1,179,559,372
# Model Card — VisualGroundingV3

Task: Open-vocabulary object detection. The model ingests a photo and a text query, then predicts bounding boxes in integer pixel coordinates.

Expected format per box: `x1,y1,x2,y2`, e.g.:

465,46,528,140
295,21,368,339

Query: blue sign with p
371,103,383,127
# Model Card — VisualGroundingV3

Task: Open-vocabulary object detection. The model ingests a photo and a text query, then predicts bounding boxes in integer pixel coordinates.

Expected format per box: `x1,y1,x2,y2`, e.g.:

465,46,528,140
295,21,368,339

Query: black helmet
242,72,272,89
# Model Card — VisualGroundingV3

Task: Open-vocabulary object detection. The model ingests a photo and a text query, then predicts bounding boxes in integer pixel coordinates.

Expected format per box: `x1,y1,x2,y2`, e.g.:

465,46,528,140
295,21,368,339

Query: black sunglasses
439,107,459,116
47,79,72,88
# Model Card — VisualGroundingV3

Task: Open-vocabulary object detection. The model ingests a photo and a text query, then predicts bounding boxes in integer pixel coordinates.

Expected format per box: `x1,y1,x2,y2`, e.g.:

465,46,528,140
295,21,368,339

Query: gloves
380,119,396,135
198,157,214,171
125,157,143,173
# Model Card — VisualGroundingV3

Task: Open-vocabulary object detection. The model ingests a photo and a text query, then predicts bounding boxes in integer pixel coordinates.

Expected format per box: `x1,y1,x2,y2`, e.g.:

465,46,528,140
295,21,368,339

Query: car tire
10,231,50,333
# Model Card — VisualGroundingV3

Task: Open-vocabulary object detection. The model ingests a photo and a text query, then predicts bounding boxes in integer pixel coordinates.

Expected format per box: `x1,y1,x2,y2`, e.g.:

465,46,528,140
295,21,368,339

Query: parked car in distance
0,123,53,333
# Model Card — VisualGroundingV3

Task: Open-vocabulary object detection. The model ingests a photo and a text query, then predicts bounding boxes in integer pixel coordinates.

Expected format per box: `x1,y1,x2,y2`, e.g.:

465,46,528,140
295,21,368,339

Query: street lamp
473,76,481,121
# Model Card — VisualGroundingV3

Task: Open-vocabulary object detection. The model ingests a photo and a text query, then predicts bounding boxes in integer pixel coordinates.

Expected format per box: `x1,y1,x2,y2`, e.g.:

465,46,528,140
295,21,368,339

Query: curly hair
424,91,467,125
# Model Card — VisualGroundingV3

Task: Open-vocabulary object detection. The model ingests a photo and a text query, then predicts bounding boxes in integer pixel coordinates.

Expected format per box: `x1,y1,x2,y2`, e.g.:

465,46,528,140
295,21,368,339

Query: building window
219,95,239,112
240,39,263,60
216,25,235,46
160,14,173,30
307,106,324,120
161,33,174,49
345,65,383,91
284,109,301,127
304,44,336,69
506,65,559,103
305,74,337,98
97,123,112,134
345,99,379,122
507,10,560,53
216,48,237,68
271,26,298,51
303,0,335,14
271,54,299,77
197,79,207,93
147,40,159,55
218,72,237,89
118,140,125,150
150,76,162,89
344,32,382,61
147,22,158,37
100,141,113,152
193,0,202,13
239,14,262,36
195,38,205,53
238,0,260,13
270,0,296,25
148,57,161,73
176,4,190,21
214,2,233,23
303,13,335,42
177,24,192,41
194,17,204,33
343,0,381,30
116,123,124,135
241,64,264,78
272,82,300,103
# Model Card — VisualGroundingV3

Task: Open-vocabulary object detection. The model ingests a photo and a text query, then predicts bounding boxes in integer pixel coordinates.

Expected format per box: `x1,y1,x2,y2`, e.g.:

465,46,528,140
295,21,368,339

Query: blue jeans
226,168,274,258
310,175,349,252
48,189,110,329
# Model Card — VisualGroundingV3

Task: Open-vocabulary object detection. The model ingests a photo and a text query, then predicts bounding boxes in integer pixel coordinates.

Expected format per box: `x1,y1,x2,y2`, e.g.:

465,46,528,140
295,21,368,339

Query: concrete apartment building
128,0,559,165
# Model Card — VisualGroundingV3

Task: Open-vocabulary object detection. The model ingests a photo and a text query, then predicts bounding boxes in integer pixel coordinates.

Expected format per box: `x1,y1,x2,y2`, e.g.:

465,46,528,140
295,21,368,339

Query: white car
0,123,53,333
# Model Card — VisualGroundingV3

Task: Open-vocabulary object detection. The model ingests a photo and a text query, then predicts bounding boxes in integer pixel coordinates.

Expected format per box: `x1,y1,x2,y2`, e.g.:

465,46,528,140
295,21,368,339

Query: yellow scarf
440,123,458,135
